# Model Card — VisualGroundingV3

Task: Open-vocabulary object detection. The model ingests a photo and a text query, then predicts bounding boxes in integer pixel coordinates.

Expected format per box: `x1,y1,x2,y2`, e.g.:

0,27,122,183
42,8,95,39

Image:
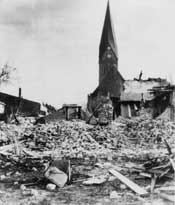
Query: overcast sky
0,0,175,107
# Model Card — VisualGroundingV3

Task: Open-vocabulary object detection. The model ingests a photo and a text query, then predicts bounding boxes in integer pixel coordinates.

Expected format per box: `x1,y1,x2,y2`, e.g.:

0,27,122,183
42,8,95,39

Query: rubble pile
0,117,35,146
0,115,175,160
114,115,175,149
22,120,115,158
0,116,174,204
98,102,113,125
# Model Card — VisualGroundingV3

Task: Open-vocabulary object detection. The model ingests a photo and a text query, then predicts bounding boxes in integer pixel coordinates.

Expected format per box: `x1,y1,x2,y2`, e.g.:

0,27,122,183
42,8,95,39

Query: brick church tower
88,1,124,117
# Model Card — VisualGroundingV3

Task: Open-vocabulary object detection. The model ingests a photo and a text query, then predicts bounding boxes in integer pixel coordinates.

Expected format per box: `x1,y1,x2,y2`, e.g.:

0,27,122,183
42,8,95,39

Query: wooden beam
109,169,148,196
150,174,157,193
169,158,175,172
158,193,175,203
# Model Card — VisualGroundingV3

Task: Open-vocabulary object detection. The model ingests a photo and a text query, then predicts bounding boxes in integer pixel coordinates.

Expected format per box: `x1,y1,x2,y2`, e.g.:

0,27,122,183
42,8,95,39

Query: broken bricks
83,175,107,185
46,183,56,191
110,191,120,199
20,185,38,197
0,115,174,203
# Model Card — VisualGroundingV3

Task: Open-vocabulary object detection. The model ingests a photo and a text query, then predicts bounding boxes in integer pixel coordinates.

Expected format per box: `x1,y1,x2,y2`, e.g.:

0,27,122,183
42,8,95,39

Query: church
87,1,173,120
87,1,125,118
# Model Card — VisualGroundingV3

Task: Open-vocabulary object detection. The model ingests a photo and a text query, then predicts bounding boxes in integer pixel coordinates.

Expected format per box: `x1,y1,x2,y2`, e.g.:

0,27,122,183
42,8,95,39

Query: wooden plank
0,144,14,154
139,172,152,178
150,174,157,193
68,160,71,183
83,175,107,185
109,169,148,196
169,158,175,172
164,139,172,155
22,148,42,158
156,186,175,192
164,139,175,172
158,193,175,203
95,162,123,171
159,168,171,178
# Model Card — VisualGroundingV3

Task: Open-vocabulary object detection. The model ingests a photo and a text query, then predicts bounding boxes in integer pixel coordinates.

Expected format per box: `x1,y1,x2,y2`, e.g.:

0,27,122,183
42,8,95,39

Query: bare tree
0,63,17,123
0,63,16,85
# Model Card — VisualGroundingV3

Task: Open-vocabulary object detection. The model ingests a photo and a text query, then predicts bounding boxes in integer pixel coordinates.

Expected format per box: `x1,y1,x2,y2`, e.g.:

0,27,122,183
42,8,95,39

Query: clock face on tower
107,53,112,58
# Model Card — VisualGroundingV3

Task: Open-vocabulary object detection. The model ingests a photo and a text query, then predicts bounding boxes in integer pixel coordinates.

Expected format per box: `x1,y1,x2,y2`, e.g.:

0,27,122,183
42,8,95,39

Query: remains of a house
0,88,41,122
0,1,174,205
120,78,170,118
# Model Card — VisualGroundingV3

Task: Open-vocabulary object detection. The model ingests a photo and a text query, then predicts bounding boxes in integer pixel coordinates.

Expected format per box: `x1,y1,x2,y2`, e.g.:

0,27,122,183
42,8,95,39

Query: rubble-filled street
0,113,174,204
1,0,175,204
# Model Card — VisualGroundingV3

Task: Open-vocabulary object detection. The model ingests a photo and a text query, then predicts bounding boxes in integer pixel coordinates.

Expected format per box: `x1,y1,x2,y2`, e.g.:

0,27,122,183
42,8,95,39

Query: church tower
99,1,118,84
87,1,124,116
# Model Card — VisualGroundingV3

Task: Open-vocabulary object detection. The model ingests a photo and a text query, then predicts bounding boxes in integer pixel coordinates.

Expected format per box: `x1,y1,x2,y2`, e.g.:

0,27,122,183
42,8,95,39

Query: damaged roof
0,92,41,116
121,92,154,102
121,79,169,102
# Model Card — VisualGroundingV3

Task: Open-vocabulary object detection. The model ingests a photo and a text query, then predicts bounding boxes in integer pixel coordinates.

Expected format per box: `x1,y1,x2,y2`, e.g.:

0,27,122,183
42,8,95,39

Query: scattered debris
158,192,175,203
83,175,107,185
21,188,38,197
110,191,120,199
46,183,56,191
120,184,127,190
0,115,173,204
20,184,26,191
44,166,68,188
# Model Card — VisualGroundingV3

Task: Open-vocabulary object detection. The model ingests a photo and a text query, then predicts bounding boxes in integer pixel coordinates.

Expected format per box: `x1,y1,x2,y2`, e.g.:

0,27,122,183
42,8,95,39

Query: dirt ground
0,152,174,205
0,184,173,205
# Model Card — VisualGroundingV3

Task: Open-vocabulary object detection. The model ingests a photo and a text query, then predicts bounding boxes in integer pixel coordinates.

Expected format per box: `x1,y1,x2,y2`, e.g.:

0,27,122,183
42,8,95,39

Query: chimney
19,88,22,99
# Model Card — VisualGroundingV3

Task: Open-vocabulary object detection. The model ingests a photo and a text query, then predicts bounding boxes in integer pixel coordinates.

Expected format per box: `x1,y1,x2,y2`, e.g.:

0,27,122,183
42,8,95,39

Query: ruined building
87,1,174,120
0,89,41,121
87,1,124,118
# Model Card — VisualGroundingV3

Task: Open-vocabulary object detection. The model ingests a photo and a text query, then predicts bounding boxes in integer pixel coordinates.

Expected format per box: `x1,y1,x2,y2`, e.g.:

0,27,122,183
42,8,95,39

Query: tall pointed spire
99,1,118,60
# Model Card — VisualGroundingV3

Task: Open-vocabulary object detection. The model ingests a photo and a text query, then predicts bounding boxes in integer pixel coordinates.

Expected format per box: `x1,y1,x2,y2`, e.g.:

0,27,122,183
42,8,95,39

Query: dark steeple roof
99,1,118,60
